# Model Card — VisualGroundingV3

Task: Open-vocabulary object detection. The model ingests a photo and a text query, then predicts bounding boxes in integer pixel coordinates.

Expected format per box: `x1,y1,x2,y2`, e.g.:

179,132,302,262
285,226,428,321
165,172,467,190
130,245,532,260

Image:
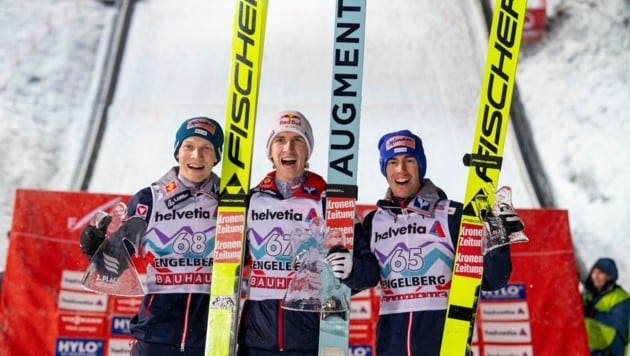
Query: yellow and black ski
205,1,268,355
440,0,528,354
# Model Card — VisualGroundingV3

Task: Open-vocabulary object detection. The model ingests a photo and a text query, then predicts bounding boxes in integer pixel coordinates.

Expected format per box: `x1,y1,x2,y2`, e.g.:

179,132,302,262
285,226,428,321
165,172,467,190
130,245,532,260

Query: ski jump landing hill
85,0,540,208
0,1,590,355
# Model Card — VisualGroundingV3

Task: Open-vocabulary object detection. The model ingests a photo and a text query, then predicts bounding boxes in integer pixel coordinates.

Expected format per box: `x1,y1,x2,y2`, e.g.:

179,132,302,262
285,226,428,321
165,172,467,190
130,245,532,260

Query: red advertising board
472,209,589,355
0,191,588,355
0,189,138,355
523,0,547,42
357,206,589,356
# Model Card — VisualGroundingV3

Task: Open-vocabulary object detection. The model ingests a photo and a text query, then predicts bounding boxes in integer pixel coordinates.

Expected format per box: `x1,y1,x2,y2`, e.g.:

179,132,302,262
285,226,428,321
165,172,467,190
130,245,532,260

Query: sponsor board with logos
0,192,587,355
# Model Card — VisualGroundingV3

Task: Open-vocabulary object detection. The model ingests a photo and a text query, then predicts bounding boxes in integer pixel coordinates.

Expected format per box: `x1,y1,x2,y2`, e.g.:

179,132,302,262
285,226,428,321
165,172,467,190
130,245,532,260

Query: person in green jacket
582,257,630,356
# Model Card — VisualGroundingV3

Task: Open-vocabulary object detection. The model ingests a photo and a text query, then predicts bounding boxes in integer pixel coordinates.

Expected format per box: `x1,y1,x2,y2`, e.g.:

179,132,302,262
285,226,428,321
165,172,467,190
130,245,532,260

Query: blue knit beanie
378,130,427,179
174,117,224,165
593,257,618,281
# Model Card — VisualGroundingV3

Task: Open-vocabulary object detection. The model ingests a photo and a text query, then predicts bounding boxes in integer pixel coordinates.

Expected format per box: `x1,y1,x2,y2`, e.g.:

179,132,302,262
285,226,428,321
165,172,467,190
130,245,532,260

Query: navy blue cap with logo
173,117,224,166
378,129,427,179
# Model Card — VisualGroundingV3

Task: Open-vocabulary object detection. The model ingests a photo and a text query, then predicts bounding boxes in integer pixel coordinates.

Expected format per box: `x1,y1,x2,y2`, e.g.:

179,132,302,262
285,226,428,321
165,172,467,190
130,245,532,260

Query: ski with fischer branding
205,1,268,355
319,1,367,355
440,0,528,355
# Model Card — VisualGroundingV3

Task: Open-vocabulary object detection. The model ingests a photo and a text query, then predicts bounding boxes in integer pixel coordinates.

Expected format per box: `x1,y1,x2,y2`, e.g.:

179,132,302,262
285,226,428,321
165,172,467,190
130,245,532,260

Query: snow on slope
1,0,629,290
517,0,630,278
0,0,115,270
90,0,534,209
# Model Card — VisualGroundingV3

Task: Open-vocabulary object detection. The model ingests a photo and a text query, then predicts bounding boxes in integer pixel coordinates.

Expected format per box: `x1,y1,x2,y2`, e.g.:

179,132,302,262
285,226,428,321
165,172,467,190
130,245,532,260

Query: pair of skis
206,1,366,355
322,2,529,354
208,0,526,355
440,0,528,354
205,1,268,355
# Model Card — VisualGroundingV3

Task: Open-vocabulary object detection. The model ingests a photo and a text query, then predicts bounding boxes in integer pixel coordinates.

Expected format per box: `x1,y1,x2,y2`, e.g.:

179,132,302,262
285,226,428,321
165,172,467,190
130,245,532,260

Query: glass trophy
81,202,147,296
281,218,349,314
476,185,529,255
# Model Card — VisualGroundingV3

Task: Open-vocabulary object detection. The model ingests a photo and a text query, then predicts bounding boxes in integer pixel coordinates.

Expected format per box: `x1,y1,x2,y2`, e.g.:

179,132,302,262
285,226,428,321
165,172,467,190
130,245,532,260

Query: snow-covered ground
517,0,630,279
0,0,115,268
0,0,629,288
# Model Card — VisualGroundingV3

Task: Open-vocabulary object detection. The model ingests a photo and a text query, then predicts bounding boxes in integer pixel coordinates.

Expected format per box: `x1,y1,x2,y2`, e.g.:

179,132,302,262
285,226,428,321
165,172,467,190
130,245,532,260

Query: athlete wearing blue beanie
174,117,224,165
378,129,427,180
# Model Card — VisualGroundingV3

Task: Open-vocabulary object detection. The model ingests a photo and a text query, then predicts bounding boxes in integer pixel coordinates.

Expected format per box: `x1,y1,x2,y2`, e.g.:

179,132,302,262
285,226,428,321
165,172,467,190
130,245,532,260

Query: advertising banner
0,192,588,355
0,189,138,356
472,209,589,355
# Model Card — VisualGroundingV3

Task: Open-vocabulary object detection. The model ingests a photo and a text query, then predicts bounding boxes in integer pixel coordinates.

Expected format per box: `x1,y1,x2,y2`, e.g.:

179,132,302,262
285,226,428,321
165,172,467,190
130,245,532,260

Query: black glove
80,214,112,259
583,304,597,318
497,203,524,235
94,217,147,276
482,203,524,237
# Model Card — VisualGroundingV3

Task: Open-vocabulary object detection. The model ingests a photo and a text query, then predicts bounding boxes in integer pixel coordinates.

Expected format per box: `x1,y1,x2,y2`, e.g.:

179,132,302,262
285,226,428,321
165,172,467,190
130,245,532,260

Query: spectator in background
582,257,630,356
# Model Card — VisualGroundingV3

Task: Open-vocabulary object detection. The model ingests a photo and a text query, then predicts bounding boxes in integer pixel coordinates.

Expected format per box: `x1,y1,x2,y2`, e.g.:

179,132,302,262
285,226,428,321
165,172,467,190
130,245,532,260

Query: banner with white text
0,189,140,356
0,192,588,355
356,206,589,356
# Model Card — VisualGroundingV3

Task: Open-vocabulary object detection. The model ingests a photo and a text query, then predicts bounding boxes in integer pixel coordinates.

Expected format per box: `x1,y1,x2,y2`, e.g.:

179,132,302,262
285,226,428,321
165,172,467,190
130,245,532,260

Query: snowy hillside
517,0,630,278
0,0,629,290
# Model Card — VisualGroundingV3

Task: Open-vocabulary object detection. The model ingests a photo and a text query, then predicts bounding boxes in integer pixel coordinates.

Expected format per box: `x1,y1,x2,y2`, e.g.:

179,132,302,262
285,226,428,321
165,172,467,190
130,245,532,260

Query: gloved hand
496,203,525,236
325,246,353,280
482,203,525,237
97,217,146,274
80,214,112,259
